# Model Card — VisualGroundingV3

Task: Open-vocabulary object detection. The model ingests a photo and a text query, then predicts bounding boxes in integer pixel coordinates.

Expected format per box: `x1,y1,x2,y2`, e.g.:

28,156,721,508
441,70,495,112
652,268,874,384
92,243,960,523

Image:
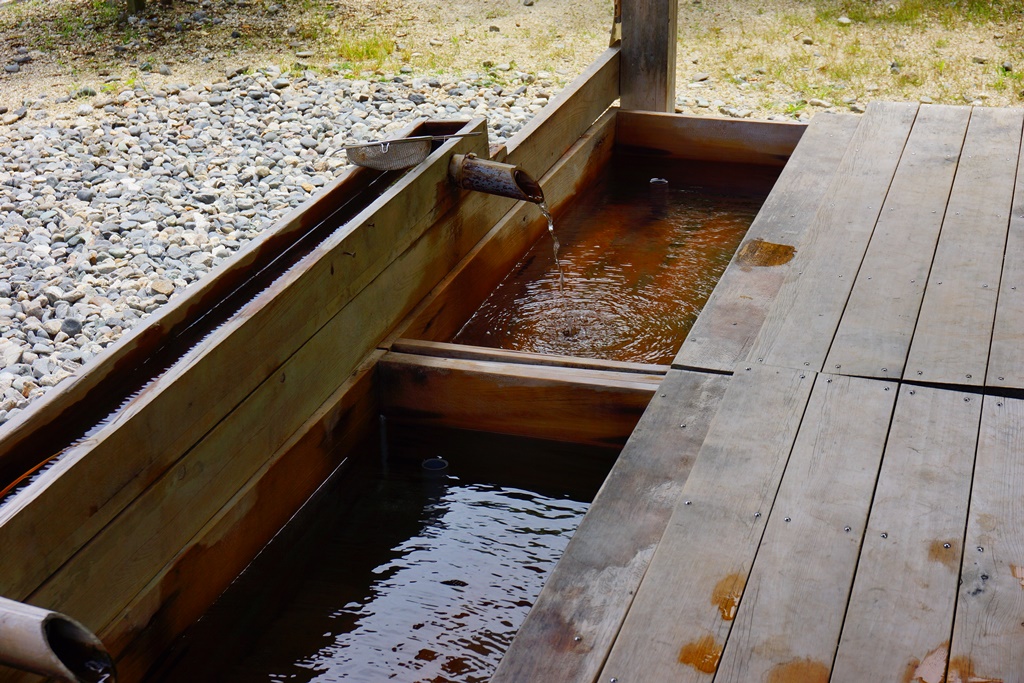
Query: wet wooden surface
499,103,1024,682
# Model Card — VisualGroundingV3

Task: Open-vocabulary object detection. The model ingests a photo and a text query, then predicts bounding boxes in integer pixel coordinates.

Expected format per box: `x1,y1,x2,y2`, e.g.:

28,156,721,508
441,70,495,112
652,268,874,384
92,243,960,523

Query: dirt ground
1,0,1023,117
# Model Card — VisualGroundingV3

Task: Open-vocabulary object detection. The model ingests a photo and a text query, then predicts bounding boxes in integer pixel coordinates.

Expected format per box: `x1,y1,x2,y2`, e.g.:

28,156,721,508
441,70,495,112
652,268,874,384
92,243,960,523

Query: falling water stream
537,201,564,291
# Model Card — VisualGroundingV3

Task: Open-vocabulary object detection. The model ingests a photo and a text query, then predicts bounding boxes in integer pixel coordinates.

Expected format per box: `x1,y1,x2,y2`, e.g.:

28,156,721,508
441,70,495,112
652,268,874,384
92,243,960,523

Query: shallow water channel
151,428,615,682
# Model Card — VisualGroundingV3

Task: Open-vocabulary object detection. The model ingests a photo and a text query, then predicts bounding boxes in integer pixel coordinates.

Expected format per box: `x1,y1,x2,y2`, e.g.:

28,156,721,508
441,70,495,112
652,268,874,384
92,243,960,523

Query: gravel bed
0,66,558,426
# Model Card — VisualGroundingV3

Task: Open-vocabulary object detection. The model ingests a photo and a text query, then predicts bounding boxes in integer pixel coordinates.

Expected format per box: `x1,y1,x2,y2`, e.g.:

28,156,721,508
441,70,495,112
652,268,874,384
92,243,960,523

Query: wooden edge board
948,395,1024,682
673,113,861,373
17,133,524,642
0,121,495,603
598,364,814,683
378,351,662,448
389,339,669,376
615,110,805,166
385,107,617,345
714,374,897,682
831,383,981,682
491,368,730,683
504,46,619,178
101,352,384,682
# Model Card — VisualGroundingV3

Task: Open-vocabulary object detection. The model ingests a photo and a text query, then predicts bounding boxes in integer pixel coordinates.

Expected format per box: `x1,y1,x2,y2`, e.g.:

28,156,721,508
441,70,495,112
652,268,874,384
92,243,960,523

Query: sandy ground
1,0,1023,117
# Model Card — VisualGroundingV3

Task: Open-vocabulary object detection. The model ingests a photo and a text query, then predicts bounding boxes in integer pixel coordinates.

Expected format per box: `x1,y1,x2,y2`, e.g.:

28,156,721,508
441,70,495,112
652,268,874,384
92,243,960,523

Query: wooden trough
0,32,810,680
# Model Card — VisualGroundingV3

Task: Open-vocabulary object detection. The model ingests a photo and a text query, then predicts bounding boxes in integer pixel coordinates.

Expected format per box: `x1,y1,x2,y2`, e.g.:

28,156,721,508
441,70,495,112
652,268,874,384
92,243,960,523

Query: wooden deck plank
597,365,813,683
985,133,1024,390
714,374,896,682
904,107,1023,387
947,396,1024,683
491,369,729,683
824,105,971,379
831,384,981,682
673,113,859,373
745,101,918,373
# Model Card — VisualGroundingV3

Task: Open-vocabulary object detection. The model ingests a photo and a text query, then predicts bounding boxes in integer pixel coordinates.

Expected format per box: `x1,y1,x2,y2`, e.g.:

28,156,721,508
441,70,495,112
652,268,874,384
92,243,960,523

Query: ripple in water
452,161,768,365
300,483,585,682
151,447,594,683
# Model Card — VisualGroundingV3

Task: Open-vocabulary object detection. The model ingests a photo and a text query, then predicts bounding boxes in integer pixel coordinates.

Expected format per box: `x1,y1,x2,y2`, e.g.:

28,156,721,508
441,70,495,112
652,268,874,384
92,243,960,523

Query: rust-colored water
452,158,772,364
150,428,612,683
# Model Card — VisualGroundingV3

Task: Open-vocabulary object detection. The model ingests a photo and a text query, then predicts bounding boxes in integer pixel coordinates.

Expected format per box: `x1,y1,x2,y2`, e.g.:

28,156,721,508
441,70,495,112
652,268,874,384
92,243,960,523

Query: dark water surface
452,157,776,364
151,428,614,682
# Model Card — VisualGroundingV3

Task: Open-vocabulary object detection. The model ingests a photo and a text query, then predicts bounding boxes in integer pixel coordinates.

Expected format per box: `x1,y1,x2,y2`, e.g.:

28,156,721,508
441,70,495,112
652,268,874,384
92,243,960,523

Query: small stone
973,56,988,64
4,64,20,74
150,279,175,296
489,25,500,32
850,103,867,113
523,0,533,5
272,78,290,89
76,189,96,202
691,72,710,82
158,64,172,76
808,98,833,107
195,192,217,204
1003,61,1013,72
919,95,933,104
300,136,318,149
74,87,97,98
75,104,93,116
801,36,814,45
837,16,852,25
61,318,83,336
231,30,242,39
295,51,314,58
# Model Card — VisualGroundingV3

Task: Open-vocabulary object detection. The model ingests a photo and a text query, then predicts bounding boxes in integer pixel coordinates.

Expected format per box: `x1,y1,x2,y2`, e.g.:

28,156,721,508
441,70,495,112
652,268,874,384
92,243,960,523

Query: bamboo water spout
0,597,115,682
449,154,545,204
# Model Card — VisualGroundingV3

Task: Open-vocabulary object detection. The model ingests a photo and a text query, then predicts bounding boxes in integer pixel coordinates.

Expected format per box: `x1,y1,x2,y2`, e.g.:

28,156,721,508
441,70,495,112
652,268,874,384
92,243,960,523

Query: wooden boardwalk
493,102,1024,682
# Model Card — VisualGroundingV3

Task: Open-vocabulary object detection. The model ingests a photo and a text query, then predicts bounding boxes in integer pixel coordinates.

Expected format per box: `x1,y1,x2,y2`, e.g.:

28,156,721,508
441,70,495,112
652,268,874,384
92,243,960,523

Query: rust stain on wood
767,657,829,683
711,572,745,621
735,238,796,268
1011,564,1024,589
677,634,722,674
901,642,948,683
946,655,1003,683
928,539,959,570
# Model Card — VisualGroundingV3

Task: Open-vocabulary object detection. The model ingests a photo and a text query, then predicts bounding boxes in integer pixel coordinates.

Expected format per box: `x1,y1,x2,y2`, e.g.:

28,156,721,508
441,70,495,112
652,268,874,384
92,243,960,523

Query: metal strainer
344,132,481,171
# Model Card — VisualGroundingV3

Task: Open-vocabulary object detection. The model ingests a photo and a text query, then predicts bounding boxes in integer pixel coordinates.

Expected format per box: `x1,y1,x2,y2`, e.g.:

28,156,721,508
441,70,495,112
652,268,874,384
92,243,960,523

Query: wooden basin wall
0,48,618,682
0,41,810,682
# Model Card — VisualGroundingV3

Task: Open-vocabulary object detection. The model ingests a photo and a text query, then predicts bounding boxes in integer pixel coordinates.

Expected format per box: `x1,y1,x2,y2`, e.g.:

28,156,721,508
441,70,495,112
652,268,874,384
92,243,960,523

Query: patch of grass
816,0,1019,28
332,30,393,68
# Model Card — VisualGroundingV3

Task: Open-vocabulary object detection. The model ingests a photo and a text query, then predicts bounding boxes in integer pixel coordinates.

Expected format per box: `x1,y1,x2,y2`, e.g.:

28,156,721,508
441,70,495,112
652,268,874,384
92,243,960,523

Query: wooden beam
378,352,662,448
616,110,805,166
390,339,668,376
620,0,678,111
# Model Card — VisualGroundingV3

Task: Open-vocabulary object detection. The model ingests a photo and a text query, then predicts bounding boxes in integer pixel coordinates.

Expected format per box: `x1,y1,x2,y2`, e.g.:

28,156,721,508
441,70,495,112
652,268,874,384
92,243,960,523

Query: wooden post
620,0,678,112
